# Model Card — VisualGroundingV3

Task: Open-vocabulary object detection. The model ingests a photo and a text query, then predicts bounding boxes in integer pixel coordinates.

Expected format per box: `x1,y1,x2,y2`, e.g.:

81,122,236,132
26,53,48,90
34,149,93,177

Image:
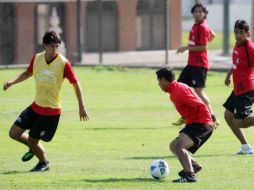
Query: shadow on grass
1,170,29,175
82,177,164,183
125,153,232,160
125,156,175,160
84,127,169,131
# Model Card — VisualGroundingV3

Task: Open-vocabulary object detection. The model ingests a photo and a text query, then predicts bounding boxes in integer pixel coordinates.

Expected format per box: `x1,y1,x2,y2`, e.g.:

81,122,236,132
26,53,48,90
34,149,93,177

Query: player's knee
174,141,186,152
224,110,233,124
169,141,176,154
9,125,19,140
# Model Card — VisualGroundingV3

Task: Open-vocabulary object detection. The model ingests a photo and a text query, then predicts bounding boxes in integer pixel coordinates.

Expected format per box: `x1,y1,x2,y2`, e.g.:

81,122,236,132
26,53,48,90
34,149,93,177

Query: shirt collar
236,39,250,47
166,80,177,93
194,19,205,26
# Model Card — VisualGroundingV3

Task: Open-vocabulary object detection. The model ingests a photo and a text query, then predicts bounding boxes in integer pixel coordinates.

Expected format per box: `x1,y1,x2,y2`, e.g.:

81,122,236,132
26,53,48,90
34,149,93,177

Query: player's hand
224,77,231,86
79,107,89,121
3,81,13,91
176,47,188,54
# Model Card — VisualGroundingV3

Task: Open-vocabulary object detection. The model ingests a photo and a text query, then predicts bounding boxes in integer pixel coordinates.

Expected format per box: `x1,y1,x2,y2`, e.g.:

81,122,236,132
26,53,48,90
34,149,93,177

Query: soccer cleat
178,164,202,177
172,117,185,126
213,119,220,127
236,147,254,155
22,150,34,162
30,161,50,172
172,175,197,183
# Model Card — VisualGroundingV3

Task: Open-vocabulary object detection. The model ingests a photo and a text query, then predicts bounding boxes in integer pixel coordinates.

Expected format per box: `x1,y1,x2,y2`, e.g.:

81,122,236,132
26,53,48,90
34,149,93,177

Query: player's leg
192,67,219,125
239,116,254,128
28,136,49,172
194,87,212,113
9,124,28,145
172,133,197,183
29,114,59,172
170,138,202,175
224,91,254,154
28,136,47,163
174,133,194,173
224,109,253,154
9,125,35,161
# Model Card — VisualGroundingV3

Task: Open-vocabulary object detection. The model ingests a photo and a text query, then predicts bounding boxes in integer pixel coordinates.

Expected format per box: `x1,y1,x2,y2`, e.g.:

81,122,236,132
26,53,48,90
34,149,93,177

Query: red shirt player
224,19,254,155
175,3,218,126
156,67,214,183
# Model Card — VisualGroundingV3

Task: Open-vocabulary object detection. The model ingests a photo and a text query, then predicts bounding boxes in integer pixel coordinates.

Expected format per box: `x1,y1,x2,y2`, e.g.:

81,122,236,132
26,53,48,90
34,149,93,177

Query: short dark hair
156,67,175,82
191,3,208,19
234,19,249,32
42,31,61,45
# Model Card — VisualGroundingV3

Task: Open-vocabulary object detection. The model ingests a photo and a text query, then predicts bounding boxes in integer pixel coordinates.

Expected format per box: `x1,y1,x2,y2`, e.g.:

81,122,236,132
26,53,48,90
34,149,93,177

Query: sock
186,171,195,178
242,144,252,149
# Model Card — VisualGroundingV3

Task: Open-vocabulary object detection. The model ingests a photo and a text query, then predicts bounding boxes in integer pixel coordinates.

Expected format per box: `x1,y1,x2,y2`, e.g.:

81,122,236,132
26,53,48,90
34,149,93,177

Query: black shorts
223,90,254,119
13,106,60,142
178,65,208,88
180,123,213,154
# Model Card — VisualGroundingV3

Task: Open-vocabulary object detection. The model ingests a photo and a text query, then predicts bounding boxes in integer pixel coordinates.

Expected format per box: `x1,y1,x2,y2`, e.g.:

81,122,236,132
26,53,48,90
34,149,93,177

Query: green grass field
1,67,254,190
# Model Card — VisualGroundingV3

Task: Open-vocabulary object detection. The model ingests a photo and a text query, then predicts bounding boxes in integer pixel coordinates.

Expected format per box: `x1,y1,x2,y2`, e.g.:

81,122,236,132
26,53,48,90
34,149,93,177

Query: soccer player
175,3,218,126
224,19,254,155
3,31,89,172
156,67,215,183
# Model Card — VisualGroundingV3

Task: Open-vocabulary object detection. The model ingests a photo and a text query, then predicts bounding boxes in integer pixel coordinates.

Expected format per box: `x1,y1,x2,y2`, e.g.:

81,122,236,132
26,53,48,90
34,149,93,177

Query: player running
175,3,219,126
3,31,89,172
224,19,254,155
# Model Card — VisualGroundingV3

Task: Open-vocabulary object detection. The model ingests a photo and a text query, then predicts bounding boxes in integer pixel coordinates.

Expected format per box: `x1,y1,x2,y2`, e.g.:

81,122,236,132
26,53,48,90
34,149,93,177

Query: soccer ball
149,159,169,179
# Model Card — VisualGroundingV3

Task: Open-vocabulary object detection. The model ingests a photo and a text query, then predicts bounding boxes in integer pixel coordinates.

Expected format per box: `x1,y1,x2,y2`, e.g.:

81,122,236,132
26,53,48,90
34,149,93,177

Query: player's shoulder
176,82,191,93
35,52,45,58
246,40,254,50
57,53,68,62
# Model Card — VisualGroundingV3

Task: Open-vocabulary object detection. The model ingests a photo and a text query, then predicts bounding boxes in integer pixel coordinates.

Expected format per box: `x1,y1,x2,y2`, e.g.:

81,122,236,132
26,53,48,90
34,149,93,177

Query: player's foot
172,173,197,183
178,164,202,177
22,150,34,162
211,114,220,127
172,117,185,126
236,147,253,155
30,161,50,172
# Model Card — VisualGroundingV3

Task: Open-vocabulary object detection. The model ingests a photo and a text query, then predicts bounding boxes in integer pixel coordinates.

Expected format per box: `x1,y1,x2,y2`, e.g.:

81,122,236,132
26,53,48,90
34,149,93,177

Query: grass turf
0,67,254,190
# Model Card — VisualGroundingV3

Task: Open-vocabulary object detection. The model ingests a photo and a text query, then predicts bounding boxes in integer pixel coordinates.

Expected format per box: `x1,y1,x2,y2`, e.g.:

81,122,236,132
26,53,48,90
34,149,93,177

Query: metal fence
0,0,252,69
0,0,178,67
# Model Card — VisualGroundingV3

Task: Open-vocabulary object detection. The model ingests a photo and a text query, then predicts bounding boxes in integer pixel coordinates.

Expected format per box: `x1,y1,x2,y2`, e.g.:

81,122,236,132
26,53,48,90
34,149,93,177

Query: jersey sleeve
64,61,78,84
248,45,254,67
27,55,36,74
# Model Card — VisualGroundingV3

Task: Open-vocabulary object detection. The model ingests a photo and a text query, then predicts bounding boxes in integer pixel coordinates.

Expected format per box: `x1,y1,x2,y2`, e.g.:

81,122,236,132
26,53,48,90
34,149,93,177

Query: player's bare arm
72,82,89,121
224,68,233,86
3,70,32,91
209,30,216,42
176,45,207,54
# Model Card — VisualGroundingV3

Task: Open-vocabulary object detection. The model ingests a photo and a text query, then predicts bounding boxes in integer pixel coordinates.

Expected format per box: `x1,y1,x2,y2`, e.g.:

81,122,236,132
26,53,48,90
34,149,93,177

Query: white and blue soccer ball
149,159,169,179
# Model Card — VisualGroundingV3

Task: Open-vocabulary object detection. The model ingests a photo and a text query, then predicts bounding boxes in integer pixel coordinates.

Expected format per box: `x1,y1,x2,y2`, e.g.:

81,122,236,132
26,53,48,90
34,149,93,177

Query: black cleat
172,175,197,183
22,150,34,162
30,161,50,172
178,164,202,177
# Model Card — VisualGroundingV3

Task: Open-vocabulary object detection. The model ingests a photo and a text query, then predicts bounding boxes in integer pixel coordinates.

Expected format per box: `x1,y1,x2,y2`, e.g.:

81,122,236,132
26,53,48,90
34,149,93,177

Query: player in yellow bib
3,31,89,172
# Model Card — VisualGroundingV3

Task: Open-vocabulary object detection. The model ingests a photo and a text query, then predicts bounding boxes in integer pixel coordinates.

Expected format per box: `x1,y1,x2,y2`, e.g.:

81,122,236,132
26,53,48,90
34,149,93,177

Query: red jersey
188,20,212,69
232,39,254,95
27,53,78,115
166,81,212,125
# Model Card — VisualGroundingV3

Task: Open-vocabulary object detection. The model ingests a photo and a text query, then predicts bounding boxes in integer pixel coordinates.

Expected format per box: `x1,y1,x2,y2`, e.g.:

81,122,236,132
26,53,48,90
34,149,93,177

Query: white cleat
236,147,254,155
